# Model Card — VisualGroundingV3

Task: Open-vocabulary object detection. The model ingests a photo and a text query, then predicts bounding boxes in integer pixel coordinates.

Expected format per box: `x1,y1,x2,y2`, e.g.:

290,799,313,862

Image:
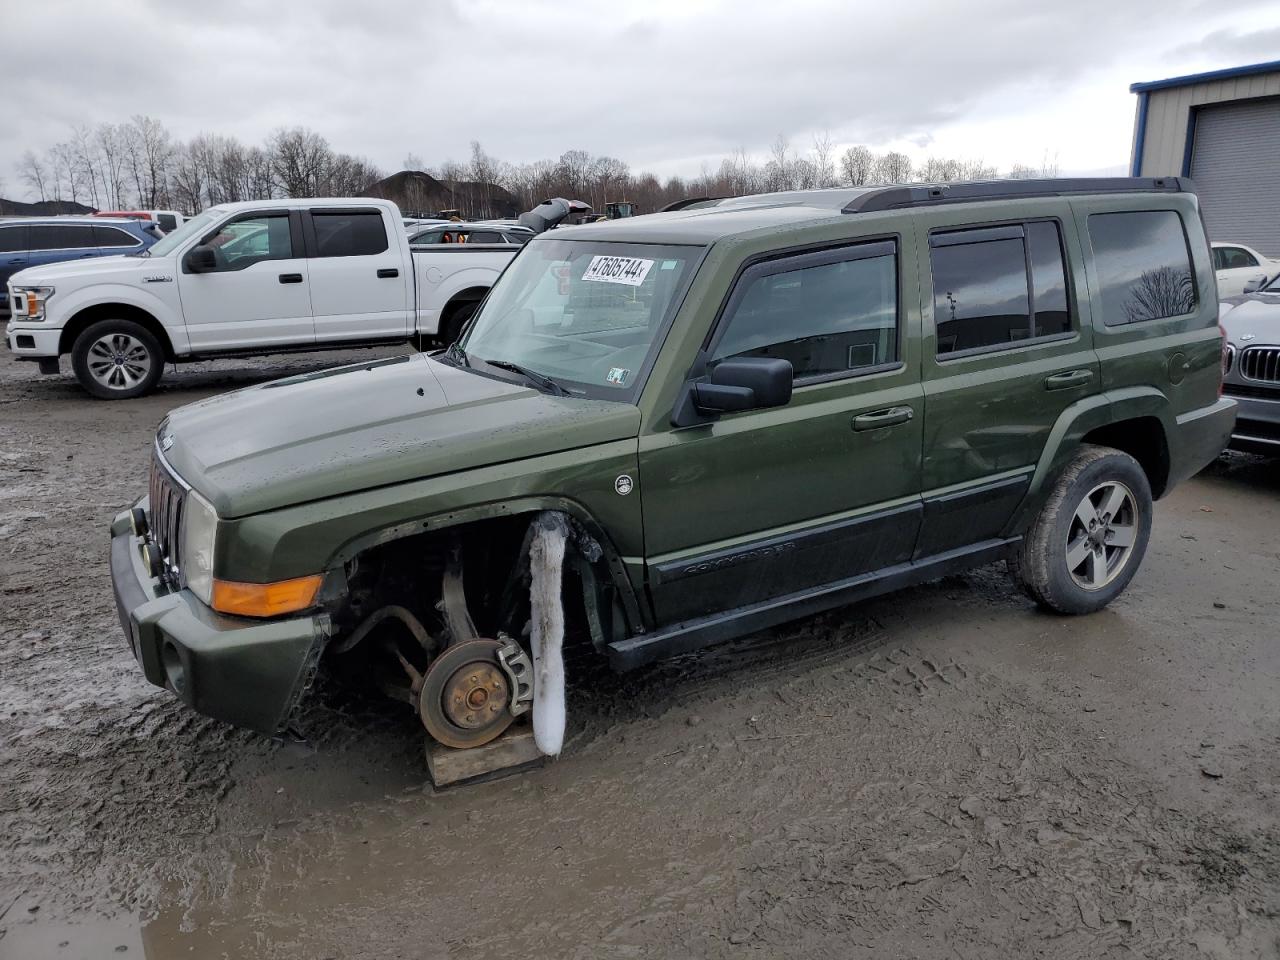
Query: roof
204,197,398,215
545,179,1188,245
552,188,874,244
0,215,148,226
1130,59,1280,93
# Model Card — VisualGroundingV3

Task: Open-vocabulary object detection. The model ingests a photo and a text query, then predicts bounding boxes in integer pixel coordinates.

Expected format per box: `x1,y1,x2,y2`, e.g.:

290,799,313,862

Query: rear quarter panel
412,248,516,334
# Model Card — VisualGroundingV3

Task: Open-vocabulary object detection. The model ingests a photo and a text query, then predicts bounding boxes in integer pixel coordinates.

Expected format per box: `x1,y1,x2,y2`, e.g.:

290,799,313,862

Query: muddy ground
1,347,1278,959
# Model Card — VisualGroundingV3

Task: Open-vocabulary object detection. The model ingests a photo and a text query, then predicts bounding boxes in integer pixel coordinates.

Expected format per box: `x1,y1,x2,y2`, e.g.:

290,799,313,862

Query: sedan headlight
181,489,218,605
12,285,55,320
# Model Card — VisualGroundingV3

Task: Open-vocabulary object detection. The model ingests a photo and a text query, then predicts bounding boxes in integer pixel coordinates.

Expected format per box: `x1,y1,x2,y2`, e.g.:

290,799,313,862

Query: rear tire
1011,444,1153,615
71,319,164,400
439,300,478,347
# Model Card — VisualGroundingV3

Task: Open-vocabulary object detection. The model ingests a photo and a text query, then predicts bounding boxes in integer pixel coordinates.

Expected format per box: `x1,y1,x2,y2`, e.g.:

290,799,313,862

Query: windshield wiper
483,358,569,396
441,339,470,367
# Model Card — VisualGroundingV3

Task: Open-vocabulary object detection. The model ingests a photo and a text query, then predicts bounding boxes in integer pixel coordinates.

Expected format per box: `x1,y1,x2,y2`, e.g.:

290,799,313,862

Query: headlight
12,285,55,320
181,489,218,605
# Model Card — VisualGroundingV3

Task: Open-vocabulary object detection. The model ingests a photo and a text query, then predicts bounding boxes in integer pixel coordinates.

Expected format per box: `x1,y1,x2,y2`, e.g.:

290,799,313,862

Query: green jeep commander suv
110,178,1235,752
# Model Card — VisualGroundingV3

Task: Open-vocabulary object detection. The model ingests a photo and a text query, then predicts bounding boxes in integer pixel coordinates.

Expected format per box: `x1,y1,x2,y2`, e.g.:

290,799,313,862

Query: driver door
178,210,314,352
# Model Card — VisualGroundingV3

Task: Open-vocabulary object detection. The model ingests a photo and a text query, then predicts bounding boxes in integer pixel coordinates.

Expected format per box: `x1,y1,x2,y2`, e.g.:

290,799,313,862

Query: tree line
17,118,1059,217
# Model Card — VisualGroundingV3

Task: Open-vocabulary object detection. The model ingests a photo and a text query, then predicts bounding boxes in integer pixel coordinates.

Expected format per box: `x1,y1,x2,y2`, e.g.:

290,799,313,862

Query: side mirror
1243,276,1268,294
691,357,794,415
184,245,217,273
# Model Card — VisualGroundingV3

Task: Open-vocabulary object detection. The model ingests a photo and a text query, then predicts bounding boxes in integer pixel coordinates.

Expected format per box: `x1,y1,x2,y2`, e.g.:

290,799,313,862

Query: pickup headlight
12,285,55,320
181,490,218,605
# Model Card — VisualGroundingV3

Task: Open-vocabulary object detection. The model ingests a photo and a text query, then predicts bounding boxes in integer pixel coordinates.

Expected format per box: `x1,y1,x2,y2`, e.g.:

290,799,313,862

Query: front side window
1088,210,1197,325
931,221,1072,355
312,211,388,257
460,239,701,399
203,214,294,271
148,208,223,258
712,244,898,379
1216,246,1258,269
0,225,26,253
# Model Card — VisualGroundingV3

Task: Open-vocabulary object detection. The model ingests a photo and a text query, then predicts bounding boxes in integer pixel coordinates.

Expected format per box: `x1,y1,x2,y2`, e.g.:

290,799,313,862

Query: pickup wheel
439,301,478,346
71,319,164,400
1011,445,1152,615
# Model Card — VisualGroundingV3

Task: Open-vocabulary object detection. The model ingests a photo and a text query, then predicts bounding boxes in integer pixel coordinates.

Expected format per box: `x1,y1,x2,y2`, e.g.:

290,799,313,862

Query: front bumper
1222,387,1280,453
110,499,330,734
5,323,61,358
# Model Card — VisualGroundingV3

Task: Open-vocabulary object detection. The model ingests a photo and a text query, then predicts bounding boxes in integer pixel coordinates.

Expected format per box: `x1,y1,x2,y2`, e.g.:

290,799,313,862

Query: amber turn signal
211,574,323,618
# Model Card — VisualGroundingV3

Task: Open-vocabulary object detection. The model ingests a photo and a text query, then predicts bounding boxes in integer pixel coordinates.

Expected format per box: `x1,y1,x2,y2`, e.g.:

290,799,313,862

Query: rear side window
469,230,503,243
1088,211,1197,325
931,221,1072,356
712,242,898,379
157,214,178,232
506,231,531,245
312,211,388,257
0,225,26,252
1215,246,1257,269
93,225,141,248
28,224,98,250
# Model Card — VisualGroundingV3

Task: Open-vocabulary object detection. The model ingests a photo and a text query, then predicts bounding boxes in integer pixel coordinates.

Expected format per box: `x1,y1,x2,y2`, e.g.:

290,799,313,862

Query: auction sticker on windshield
582,255,654,286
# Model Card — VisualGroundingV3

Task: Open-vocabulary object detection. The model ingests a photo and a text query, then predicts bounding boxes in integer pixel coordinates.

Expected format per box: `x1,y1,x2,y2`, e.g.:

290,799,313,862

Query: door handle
1044,369,1093,390
852,406,914,431
377,267,399,279
278,273,304,284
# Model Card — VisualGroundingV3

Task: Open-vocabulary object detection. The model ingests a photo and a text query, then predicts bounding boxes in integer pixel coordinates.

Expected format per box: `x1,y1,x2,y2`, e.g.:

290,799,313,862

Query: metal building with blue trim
1130,60,1280,255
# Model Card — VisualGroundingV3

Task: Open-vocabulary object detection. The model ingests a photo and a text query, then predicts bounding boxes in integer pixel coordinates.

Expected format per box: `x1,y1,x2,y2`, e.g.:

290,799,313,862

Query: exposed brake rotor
418,639,519,749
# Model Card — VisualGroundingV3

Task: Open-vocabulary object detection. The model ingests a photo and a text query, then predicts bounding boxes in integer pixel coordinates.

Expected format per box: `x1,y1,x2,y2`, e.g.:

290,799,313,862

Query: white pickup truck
4,198,530,398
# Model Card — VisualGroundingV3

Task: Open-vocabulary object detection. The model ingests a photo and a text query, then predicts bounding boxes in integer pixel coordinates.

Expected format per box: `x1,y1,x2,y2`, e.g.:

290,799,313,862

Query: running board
607,538,1019,671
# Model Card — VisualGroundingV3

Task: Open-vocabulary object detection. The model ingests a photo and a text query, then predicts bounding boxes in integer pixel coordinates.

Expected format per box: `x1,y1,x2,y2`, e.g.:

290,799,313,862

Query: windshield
459,239,701,400
147,208,224,257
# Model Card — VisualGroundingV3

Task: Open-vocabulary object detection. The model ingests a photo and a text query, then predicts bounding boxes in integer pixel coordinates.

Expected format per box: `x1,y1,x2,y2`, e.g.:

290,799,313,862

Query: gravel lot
1,348,1279,960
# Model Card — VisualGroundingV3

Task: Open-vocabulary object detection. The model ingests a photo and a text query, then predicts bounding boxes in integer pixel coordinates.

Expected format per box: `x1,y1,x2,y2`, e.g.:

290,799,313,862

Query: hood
1220,292,1280,347
160,353,641,518
9,253,152,287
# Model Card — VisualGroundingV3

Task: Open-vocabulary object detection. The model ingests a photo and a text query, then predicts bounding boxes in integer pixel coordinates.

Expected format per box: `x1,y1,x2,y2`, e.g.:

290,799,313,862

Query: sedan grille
1240,346,1280,384
149,448,186,583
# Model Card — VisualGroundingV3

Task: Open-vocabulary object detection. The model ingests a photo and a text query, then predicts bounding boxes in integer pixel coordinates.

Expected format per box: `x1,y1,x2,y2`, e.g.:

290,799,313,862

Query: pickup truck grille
149,447,187,583
1240,346,1280,384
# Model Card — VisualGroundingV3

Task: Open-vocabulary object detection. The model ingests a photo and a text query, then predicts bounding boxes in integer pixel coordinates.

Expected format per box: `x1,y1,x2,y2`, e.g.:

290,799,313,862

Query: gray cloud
2,0,1278,194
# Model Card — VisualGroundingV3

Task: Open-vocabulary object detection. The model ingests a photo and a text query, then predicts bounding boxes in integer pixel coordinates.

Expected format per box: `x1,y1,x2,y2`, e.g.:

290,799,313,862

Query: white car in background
1212,242,1279,297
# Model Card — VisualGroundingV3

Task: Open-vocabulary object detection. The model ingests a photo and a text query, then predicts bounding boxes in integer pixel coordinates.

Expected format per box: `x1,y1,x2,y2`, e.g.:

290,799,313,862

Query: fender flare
323,495,646,638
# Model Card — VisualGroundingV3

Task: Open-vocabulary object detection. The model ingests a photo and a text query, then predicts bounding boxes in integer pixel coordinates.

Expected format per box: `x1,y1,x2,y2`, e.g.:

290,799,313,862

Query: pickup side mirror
672,356,794,426
184,245,218,273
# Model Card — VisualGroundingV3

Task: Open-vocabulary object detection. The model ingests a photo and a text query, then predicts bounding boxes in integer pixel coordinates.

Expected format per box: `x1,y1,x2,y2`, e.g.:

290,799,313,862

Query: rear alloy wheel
1012,445,1153,614
71,319,164,400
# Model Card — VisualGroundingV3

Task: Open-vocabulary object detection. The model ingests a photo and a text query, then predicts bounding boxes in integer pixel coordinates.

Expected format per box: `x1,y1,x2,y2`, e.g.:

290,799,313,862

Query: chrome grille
1241,346,1280,384
149,447,186,583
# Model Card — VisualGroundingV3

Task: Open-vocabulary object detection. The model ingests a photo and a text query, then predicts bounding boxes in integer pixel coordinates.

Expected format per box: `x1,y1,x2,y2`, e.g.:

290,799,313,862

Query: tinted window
1217,246,1257,269
312,211,388,257
29,224,98,250
157,214,178,232
713,246,898,379
1027,221,1070,338
409,228,444,245
932,233,1030,354
93,225,141,248
506,231,532,246
202,214,294,271
0,225,26,253
1088,211,1197,325
469,230,503,243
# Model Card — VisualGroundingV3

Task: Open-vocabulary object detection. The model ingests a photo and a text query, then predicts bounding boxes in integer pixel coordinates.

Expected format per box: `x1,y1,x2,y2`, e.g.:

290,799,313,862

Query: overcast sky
4,0,1279,198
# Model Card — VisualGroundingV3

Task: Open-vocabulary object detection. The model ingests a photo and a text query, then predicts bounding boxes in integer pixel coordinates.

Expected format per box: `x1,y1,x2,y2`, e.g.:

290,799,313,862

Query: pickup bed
4,198,522,398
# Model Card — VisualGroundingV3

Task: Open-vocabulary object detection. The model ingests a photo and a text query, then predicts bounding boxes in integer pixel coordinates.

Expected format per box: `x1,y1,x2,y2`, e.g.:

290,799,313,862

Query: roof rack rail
842,177,1193,214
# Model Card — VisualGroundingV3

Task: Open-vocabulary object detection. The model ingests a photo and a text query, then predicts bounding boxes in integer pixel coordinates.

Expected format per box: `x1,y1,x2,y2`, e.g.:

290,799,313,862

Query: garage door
1190,96,1280,257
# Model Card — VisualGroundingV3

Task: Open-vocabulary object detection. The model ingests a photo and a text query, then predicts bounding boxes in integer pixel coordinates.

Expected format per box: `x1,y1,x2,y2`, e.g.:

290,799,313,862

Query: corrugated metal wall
1191,98,1280,255
1136,71,1280,176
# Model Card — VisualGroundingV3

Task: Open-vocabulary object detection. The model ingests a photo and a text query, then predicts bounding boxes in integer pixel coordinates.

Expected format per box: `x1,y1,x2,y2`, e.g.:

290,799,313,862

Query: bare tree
268,127,333,197
811,131,836,188
1123,267,1196,324
839,145,875,186
875,151,913,184
19,151,48,202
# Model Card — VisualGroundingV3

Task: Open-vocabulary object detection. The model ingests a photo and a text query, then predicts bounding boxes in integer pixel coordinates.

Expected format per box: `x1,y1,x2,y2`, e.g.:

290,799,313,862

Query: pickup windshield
459,239,701,399
146,208,224,257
